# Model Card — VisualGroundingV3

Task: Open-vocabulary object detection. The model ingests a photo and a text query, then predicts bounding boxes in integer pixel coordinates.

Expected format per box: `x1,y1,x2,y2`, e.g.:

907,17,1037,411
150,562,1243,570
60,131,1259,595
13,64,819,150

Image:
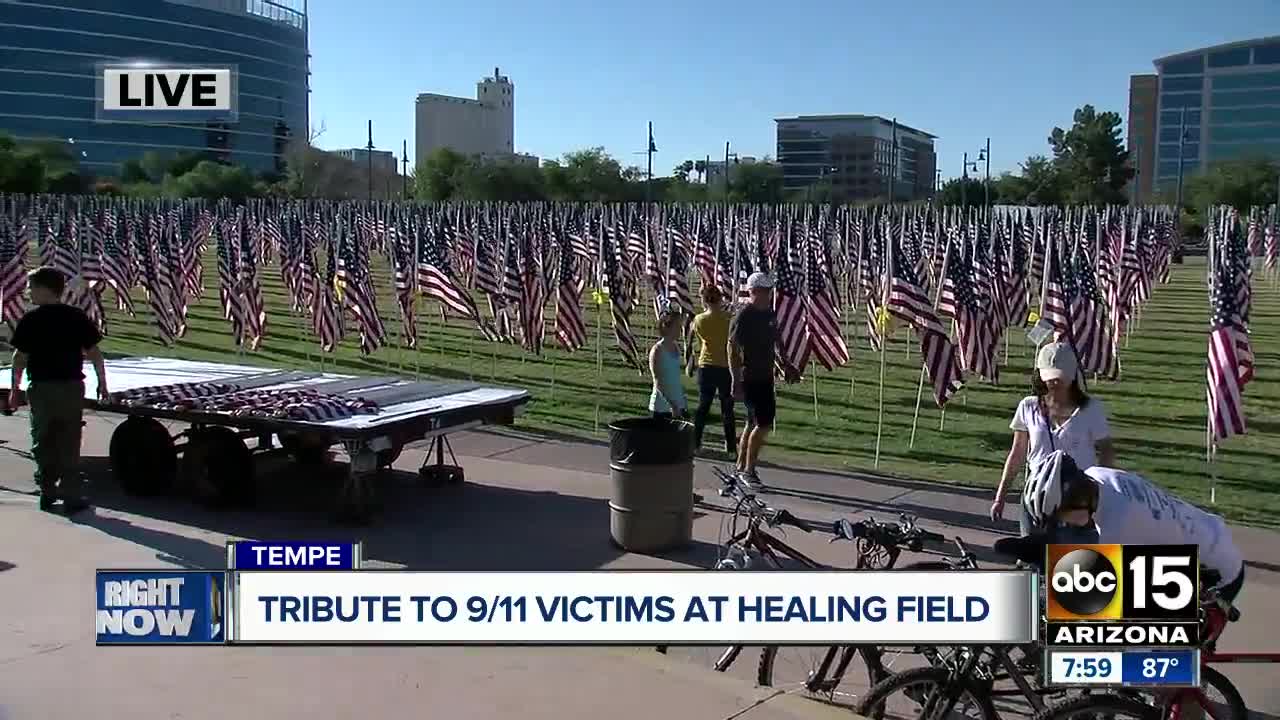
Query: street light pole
982,137,991,210
723,141,731,200
646,121,655,208
961,151,969,208
366,119,374,202
401,138,409,199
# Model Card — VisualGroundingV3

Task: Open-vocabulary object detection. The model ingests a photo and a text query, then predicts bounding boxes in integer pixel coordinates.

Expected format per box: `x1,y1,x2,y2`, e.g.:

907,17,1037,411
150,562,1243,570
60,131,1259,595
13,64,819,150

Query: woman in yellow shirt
687,285,737,454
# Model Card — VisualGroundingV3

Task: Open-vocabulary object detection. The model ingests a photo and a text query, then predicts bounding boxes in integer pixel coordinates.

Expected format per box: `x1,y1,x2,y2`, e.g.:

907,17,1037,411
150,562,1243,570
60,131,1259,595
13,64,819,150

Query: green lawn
96,255,1280,527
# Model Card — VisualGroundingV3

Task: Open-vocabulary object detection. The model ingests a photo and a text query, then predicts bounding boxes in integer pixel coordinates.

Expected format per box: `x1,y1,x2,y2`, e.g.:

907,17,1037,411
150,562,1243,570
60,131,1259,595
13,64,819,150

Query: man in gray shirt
729,272,778,489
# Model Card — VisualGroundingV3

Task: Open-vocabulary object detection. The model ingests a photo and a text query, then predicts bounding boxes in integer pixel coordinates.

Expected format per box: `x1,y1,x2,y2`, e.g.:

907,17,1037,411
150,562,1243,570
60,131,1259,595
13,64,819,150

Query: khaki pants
27,380,85,499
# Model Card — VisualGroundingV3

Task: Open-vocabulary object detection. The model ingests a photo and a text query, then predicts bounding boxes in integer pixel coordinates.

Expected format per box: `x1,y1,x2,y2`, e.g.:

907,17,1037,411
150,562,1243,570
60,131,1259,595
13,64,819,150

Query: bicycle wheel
1157,666,1249,720
756,644,887,700
1033,692,1161,720
855,665,999,720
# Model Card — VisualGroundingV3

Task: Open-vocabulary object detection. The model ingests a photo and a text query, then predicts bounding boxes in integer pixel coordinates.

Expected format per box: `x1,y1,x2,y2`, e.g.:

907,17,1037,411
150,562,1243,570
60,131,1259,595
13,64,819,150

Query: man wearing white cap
991,341,1115,533
728,271,781,489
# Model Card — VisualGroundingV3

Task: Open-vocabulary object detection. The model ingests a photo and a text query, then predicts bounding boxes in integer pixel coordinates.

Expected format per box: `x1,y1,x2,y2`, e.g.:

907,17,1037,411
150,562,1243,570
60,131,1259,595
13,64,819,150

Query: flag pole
910,233,952,450
873,219,891,470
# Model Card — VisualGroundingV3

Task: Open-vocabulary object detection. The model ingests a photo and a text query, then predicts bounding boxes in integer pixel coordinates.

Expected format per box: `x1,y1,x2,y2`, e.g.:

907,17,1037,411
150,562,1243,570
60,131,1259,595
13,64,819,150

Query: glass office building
0,0,308,176
1150,36,1280,195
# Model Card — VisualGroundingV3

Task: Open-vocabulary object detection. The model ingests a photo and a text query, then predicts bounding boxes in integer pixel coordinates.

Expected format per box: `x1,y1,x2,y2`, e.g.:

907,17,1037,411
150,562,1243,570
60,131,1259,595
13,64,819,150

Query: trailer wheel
278,431,329,465
377,440,404,470
184,426,255,509
109,417,176,496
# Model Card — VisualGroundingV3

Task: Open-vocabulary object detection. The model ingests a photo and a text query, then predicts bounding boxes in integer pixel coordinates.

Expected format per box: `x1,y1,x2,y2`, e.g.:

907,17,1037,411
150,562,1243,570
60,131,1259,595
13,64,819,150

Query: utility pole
961,151,969,208
366,119,374,202
646,122,655,208
401,139,409,199
724,141,731,201
1174,106,1189,211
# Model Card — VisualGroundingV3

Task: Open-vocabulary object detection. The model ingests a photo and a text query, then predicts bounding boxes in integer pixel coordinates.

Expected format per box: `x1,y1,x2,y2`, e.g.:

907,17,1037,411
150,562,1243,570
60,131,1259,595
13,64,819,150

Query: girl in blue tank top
649,309,687,419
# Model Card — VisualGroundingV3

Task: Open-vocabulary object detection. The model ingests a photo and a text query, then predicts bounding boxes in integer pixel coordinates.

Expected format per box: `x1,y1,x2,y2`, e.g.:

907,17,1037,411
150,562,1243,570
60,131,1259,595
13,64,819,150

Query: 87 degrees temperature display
1048,650,1199,688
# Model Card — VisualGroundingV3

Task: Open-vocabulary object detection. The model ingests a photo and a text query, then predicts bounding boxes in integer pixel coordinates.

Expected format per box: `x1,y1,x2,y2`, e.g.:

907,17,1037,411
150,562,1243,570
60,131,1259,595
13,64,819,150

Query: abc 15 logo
1046,544,1199,621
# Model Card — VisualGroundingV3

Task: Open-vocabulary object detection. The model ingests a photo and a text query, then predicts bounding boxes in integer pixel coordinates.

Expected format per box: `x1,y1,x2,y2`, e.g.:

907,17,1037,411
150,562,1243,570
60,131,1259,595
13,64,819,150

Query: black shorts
742,380,776,429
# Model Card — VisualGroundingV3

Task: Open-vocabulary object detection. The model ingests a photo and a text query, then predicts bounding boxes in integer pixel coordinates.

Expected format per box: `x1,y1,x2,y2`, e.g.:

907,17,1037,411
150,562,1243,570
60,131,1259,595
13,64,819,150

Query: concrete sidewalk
0,413,1277,719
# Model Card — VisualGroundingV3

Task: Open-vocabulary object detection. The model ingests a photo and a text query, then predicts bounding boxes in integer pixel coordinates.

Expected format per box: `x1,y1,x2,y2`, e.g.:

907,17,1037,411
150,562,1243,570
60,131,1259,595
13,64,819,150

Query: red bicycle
1156,585,1280,720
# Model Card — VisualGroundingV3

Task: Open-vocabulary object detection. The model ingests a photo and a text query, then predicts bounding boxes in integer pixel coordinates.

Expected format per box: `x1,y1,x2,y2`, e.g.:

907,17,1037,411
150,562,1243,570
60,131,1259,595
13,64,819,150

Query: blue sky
306,0,1278,180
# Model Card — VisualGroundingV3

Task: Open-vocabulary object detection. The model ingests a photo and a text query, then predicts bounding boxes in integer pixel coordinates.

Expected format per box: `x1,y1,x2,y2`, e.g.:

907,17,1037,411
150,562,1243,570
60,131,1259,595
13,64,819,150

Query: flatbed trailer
0,356,531,524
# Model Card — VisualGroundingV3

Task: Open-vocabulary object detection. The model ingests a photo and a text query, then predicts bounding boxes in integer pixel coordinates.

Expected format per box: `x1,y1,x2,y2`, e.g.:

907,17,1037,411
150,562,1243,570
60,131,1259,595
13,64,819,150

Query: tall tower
476,66,514,154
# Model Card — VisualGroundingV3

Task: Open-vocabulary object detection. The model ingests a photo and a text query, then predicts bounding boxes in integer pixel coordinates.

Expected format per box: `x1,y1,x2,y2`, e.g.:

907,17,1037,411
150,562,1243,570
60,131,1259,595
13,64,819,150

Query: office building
1140,36,1280,198
0,0,308,176
414,67,514,166
774,115,937,202
335,148,399,175
1127,75,1159,202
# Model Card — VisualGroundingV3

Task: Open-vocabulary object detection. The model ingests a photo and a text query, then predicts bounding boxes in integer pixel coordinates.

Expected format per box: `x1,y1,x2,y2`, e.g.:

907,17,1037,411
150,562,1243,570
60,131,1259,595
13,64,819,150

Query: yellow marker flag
875,305,890,334
333,275,346,304
591,289,605,306
1027,309,1040,325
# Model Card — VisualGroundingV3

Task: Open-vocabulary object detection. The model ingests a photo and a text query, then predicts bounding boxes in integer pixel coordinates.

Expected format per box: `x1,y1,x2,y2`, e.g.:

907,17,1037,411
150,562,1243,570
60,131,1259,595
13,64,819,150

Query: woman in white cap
991,341,1115,533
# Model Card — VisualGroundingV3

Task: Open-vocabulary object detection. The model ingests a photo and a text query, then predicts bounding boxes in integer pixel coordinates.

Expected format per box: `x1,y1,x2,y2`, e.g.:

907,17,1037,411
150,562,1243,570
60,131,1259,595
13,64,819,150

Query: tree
993,155,1064,206
415,147,470,201
674,160,694,181
543,147,626,202
454,159,547,202
163,160,257,200
939,176,991,207
694,159,707,184
728,161,783,204
1183,157,1278,212
1048,105,1132,205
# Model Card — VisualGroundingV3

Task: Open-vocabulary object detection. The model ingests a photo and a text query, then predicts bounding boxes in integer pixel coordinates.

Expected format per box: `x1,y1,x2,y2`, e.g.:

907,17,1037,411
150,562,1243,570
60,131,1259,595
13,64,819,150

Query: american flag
693,211,718,287
519,224,545,354
1264,212,1277,273
216,215,247,344
101,210,136,317
601,231,640,368
0,214,28,328
239,210,267,350
805,232,848,370
774,224,810,374
143,211,179,346
391,217,418,348
554,237,587,352
312,231,340,352
1067,251,1118,380
944,239,999,382
1039,231,1070,335
886,233,964,407
416,213,497,341
336,219,386,355
1207,223,1254,441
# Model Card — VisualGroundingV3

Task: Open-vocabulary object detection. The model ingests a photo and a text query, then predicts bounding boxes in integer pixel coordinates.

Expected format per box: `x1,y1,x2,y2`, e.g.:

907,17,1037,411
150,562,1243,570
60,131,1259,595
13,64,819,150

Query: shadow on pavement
75,455,721,572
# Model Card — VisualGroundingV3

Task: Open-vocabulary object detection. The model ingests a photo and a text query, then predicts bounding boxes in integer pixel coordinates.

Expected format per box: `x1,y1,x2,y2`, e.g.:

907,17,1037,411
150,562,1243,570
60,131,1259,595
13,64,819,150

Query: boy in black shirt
9,267,110,514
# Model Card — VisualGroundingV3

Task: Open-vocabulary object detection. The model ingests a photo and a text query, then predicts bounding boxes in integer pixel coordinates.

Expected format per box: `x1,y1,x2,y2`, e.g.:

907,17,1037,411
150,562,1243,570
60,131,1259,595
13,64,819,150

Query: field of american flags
0,195,1277,526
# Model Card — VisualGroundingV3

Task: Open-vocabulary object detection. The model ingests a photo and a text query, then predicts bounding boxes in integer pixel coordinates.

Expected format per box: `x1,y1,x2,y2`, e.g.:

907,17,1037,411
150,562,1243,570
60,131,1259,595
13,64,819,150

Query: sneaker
738,470,763,491
38,495,58,512
63,498,91,516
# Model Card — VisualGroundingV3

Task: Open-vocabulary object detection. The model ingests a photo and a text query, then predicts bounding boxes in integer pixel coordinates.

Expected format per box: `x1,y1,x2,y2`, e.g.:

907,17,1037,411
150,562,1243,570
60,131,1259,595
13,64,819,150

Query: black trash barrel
607,417,695,553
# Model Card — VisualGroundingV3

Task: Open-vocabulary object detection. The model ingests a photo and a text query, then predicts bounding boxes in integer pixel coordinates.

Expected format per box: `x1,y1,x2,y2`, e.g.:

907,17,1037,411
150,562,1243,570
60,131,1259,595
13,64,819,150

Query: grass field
93,255,1280,527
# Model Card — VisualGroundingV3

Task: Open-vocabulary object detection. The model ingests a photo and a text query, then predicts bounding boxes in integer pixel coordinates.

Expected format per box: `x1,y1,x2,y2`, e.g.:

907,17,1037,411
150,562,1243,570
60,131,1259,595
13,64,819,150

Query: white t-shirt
1010,396,1111,471
1086,467,1245,584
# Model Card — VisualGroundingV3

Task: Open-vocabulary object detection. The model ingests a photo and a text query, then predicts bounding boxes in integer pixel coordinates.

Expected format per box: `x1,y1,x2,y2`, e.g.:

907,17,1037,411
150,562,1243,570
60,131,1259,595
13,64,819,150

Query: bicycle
754,514,947,700
657,467,932,692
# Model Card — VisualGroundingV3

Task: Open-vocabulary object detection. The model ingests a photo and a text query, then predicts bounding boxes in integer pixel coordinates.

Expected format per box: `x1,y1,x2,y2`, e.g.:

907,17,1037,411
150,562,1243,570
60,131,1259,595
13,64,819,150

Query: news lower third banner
227,570,1038,645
